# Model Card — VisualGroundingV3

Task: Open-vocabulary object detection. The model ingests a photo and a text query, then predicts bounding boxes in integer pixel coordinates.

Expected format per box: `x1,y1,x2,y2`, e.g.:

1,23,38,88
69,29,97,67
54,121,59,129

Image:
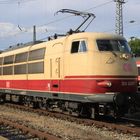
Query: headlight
97,81,112,88
120,53,129,60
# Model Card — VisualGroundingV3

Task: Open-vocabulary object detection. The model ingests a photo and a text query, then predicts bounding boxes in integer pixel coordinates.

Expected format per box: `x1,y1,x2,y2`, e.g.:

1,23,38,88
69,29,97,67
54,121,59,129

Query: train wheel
18,96,24,105
78,104,91,118
0,95,5,104
33,101,40,109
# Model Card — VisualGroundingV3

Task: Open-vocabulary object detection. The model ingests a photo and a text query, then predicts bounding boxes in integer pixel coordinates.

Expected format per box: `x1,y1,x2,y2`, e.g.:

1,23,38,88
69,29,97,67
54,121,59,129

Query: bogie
1,93,128,119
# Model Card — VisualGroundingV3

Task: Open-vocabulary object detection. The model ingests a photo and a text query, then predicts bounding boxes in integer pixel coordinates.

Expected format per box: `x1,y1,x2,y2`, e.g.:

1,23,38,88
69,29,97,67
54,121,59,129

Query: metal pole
114,0,125,36
33,25,36,43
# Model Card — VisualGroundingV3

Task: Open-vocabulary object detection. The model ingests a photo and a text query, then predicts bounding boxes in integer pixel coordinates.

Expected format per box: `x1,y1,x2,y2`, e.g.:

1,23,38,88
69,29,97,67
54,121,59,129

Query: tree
129,38,140,56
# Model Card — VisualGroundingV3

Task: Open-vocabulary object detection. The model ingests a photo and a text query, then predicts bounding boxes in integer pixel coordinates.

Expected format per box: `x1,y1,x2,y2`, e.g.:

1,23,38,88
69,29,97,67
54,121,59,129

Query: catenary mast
114,0,125,36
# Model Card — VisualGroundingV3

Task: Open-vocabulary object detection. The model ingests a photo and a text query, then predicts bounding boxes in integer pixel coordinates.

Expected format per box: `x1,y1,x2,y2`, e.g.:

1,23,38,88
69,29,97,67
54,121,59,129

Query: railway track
121,116,140,125
0,122,39,140
2,103,140,138
0,108,61,140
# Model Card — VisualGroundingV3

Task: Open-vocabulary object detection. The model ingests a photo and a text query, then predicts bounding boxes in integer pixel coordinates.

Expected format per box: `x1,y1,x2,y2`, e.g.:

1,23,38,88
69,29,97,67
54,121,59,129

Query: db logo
123,63,132,72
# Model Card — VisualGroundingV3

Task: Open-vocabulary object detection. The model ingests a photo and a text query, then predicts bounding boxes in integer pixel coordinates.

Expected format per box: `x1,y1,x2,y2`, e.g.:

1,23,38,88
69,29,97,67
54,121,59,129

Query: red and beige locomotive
0,32,138,118
0,9,138,118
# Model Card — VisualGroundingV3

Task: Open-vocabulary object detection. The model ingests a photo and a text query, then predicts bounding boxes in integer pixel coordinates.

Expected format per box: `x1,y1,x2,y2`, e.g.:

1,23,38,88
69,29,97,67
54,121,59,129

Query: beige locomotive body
0,32,138,118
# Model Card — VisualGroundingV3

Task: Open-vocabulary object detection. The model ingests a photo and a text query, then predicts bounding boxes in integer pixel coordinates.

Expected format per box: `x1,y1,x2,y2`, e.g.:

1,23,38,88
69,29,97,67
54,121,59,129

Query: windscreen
97,40,131,53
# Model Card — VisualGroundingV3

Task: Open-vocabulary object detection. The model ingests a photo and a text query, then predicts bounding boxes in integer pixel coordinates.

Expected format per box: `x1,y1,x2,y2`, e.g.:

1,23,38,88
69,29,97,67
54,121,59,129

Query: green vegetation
129,38,140,56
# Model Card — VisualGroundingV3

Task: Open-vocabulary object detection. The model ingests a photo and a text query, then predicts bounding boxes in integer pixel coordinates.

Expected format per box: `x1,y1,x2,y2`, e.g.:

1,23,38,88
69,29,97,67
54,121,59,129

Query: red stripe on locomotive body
0,75,137,94
64,75,137,79
61,79,137,94
63,75,137,93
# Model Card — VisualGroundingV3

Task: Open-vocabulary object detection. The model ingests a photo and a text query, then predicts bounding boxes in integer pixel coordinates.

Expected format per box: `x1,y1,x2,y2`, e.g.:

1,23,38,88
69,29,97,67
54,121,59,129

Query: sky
0,0,139,50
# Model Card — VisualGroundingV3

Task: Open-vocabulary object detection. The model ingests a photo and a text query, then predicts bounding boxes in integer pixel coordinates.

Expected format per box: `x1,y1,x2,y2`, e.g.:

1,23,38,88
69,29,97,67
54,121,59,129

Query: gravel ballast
0,105,139,140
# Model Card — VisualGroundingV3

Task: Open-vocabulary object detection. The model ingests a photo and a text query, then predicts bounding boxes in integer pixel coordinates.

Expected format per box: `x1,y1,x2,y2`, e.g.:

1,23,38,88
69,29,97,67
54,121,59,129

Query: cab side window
79,41,87,52
71,40,87,53
71,41,79,53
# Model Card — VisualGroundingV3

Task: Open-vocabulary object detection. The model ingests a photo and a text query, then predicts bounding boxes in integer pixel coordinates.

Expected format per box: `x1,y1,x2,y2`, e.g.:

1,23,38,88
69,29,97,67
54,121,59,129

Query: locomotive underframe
0,89,136,118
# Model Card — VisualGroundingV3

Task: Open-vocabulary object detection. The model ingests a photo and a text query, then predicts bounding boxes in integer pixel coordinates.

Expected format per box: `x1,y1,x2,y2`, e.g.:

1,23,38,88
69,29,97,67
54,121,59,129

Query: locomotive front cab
63,32,138,118
91,34,138,94
86,33,138,117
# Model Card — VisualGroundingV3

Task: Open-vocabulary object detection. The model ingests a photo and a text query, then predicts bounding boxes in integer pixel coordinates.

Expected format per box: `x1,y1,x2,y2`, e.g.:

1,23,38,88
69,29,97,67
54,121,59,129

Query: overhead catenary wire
40,0,113,27
23,0,113,39
0,0,38,4
103,20,140,33
17,1,22,31
85,0,113,12
0,0,139,41
37,0,115,39
0,0,114,40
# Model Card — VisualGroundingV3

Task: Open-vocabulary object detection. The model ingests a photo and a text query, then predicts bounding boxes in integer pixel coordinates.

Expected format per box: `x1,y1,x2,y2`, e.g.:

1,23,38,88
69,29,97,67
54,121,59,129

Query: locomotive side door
50,57,61,91
50,43,63,92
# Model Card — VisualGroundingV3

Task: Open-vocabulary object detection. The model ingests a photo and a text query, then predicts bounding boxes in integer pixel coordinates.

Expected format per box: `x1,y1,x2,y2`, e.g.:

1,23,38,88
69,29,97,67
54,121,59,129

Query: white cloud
0,22,59,49
0,22,20,38
0,0,139,49
0,22,60,39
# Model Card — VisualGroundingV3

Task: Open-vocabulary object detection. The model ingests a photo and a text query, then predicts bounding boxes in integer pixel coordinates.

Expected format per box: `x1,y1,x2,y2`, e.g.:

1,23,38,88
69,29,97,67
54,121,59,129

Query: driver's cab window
71,40,87,53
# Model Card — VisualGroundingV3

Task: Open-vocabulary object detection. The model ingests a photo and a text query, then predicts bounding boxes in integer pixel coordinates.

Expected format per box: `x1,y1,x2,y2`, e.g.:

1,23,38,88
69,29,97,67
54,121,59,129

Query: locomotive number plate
121,81,135,86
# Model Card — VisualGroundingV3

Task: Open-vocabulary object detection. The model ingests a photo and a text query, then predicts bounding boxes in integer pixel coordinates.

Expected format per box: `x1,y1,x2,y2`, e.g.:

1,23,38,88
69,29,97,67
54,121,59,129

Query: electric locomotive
0,9,138,118
0,32,138,118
